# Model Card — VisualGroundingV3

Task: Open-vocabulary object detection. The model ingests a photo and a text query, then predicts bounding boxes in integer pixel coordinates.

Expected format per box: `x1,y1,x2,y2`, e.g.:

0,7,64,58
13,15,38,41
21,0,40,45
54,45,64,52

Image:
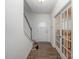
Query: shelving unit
62,30,72,59
55,1,72,59
55,16,61,49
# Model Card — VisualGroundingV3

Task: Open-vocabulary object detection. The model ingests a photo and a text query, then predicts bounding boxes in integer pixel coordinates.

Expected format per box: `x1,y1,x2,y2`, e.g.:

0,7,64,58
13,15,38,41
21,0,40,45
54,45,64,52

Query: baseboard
24,43,33,59
56,47,67,59
50,42,56,48
36,41,50,44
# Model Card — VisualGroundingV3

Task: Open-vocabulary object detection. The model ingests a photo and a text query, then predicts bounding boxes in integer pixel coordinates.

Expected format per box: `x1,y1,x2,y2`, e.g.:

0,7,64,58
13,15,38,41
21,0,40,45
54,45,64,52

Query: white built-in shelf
55,2,72,59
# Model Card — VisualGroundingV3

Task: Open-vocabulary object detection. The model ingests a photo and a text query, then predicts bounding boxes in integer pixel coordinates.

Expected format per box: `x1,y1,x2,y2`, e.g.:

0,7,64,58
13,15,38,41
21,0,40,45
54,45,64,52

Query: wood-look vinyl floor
27,42,61,59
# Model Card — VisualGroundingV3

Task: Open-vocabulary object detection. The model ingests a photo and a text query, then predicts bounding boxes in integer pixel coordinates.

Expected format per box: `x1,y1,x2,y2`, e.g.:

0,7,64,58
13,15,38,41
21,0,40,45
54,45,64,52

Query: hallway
27,42,61,59
5,0,73,59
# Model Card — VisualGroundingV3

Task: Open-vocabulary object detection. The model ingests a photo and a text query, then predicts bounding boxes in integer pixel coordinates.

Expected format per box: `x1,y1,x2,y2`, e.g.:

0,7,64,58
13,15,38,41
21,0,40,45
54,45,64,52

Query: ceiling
25,0,57,13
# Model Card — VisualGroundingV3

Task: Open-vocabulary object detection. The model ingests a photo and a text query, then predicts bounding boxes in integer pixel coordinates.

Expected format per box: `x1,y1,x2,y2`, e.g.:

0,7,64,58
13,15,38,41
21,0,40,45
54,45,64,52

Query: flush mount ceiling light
38,0,46,3
39,22,46,27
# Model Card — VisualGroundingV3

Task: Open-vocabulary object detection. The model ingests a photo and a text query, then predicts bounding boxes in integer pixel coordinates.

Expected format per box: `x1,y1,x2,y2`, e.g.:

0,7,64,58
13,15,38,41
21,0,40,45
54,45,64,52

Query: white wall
5,0,33,59
26,13,51,42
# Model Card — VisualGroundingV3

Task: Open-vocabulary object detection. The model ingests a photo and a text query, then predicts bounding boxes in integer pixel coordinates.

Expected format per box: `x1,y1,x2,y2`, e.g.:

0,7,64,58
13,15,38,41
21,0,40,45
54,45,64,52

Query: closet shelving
55,15,61,49
56,30,61,48
55,1,72,59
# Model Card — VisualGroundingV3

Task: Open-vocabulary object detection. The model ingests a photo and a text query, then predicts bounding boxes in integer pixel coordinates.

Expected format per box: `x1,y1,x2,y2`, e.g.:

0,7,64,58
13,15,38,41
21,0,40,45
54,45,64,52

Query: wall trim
24,43,33,59
56,47,67,59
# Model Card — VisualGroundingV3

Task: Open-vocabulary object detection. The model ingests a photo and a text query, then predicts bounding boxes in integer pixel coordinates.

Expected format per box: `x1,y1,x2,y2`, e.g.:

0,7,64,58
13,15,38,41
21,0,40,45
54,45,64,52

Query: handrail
24,13,32,31
24,13,33,41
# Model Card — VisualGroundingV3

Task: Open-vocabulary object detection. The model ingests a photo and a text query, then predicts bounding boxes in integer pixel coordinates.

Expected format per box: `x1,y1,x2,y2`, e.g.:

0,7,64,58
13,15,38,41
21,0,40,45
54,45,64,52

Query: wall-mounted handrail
24,13,32,41
24,13,32,31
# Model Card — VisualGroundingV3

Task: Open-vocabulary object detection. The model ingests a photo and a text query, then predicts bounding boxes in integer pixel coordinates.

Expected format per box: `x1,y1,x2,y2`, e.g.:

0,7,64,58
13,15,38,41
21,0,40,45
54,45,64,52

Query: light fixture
38,0,45,3
39,22,46,27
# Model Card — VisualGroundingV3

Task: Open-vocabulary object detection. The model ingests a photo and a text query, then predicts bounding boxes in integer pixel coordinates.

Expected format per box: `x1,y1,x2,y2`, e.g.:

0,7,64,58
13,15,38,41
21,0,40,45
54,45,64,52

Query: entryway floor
27,42,61,59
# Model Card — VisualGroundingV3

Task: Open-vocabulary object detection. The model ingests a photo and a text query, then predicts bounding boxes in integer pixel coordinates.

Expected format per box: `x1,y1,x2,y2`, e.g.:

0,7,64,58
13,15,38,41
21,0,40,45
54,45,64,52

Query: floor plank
27,42,61,59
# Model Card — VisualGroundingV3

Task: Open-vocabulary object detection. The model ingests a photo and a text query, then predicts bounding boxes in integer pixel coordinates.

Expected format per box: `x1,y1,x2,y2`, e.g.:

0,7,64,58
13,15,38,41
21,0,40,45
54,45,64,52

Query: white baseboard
50,42,56,48
24,43,33,59
56,47,67,59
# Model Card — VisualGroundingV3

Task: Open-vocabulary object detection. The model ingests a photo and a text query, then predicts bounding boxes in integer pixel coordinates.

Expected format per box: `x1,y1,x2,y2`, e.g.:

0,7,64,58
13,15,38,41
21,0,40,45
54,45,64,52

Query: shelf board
56,35,61,37
62,45,71,54
62,37,71,42
55,18,72,26
66,39,71,42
